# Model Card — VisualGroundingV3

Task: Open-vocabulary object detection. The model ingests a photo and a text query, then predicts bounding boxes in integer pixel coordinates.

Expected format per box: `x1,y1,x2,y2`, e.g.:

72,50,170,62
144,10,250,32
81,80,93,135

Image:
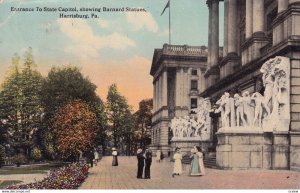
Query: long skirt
144,161,151,179
173,160,182,174
199,157,206,175
137,164,144,178
190,157,201,176
112,156,118,166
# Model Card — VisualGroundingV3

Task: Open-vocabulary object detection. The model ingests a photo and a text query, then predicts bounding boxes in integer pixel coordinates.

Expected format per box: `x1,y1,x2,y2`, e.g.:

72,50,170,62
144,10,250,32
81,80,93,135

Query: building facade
150,0,300,171
202,0,300,170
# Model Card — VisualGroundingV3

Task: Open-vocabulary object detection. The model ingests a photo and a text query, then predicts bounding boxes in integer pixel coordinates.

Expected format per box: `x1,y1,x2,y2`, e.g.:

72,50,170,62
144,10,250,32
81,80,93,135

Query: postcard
0,0,300,191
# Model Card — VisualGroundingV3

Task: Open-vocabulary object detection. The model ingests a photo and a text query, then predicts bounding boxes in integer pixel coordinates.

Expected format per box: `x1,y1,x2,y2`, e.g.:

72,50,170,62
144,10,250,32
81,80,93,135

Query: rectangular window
191,98,197,109
191,69,197,76
191,80,198,90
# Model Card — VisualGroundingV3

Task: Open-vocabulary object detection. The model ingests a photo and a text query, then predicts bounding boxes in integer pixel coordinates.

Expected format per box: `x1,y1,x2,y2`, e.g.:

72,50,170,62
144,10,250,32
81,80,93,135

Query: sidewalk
79,156,300,189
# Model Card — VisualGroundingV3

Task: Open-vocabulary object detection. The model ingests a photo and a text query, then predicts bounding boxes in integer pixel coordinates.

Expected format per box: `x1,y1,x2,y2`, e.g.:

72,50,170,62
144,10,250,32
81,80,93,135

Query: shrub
13,154,27,167
32,147,42,161
0,145,5,167
6,162,89,189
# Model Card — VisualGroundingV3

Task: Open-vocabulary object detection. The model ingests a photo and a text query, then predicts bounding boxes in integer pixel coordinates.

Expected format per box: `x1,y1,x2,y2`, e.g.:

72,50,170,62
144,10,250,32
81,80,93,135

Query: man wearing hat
136,148,144,179
144,148,152,179
172,147,182,177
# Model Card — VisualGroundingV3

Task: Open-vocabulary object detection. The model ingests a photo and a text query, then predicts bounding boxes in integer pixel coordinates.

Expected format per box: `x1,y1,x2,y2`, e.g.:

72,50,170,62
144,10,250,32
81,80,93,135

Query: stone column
180,68,184,106
155,80,159,111
162,70,168,106
253,0,264,33
153,82,156,112
245,0,253,39
227,0,237,53
207,1,212,69
278,0,288,13
175,68,181,107
211,0,219,67
183,68,189,106
223,0,228,56
158,76,162,110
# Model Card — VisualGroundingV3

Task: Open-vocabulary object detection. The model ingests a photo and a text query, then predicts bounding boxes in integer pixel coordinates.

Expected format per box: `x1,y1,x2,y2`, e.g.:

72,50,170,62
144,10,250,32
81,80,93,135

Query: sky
0,0,224,111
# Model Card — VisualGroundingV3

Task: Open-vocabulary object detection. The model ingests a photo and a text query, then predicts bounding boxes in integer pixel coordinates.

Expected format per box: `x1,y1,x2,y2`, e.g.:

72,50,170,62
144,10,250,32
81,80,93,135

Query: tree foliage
133,99,153,148
52,100,97,159
106,84,134,154
41,66,107,153
0,48,44,156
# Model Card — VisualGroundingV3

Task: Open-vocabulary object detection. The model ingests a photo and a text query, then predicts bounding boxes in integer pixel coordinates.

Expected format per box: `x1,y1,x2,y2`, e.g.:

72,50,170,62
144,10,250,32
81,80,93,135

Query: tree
133,99,153,149
52,100,97,160
41,66,107,155
0,48,44,157
106,84,134,155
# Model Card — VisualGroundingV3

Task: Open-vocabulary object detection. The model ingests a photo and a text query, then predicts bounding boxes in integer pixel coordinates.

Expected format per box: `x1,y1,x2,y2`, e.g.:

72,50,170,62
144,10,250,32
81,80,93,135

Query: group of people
109,146,205,179
137,148,152,179
172,146,205,177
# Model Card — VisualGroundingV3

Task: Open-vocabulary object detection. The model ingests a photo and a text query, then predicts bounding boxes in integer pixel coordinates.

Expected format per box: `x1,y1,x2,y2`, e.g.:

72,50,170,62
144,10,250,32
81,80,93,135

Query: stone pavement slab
79,156,300,189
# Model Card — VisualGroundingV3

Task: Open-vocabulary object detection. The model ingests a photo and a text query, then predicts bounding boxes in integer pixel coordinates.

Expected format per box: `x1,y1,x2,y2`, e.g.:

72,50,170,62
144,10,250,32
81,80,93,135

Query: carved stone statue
215,92,231,127
234,93,246,127
214,56,290,132
170,98,211,140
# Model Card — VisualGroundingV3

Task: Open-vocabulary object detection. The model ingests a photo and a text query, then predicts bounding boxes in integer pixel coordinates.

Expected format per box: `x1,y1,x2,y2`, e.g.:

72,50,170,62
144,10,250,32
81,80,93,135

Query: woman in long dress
196,146,205,176
189,147,201,176
172,147,182,177
112,147,118,166
156,150,161,162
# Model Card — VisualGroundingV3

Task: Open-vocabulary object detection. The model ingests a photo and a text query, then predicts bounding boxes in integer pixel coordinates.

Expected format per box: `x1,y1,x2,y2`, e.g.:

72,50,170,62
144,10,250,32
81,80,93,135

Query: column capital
207,0,219,7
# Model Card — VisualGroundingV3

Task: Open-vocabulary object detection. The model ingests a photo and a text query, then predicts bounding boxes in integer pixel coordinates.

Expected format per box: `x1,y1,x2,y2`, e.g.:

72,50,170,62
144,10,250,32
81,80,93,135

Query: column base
241,32,269,66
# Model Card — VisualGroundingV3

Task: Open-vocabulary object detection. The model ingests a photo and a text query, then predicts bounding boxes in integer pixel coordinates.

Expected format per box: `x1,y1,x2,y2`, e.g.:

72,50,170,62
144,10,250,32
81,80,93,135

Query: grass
0,163,69,175
0,180,23,188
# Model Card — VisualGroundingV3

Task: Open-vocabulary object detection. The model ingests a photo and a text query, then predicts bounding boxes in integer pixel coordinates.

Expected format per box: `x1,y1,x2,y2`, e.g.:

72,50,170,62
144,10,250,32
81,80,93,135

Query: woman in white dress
172,147,182,177
195,146,205,176
156,150,161,162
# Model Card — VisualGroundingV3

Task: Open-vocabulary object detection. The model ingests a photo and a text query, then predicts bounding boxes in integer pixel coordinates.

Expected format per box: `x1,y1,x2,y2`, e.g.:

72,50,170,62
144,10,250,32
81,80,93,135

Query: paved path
80,156,300,189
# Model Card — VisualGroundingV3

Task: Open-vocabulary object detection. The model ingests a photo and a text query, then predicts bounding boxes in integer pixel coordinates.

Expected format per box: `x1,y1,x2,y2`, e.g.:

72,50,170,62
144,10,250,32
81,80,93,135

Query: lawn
0,163,69,175
0,180,23,188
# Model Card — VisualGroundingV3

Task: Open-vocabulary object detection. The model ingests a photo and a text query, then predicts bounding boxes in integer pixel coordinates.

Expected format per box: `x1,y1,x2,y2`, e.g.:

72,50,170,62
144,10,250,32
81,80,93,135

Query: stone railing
162,44,208,56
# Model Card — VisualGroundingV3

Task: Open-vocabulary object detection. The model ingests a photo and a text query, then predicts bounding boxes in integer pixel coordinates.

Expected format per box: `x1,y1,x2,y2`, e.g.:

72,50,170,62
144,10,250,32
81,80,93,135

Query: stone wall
216,131,289,170
290,54,300,171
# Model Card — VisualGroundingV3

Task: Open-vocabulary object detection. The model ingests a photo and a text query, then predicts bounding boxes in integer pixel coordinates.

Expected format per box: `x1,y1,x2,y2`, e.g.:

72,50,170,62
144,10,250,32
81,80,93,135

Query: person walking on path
196,146,205,176
144,148,152,179
94,149,100,166
112,147,118,166
172,147,183,177
156,150,161,162
189,147,201,176
137,148,145,179
88,149,95,167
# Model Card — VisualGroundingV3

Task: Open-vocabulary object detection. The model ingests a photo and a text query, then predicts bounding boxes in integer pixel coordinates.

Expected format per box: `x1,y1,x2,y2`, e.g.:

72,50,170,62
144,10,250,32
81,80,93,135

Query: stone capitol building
150,0,300,171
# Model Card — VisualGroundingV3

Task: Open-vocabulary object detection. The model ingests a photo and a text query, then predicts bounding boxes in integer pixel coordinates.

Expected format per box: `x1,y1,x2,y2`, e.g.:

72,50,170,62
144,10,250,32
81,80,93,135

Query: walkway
80,156,300,189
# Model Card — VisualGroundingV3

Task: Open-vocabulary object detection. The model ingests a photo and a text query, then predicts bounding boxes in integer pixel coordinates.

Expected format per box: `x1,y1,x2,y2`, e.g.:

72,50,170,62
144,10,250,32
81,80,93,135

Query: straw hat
112,147,116,151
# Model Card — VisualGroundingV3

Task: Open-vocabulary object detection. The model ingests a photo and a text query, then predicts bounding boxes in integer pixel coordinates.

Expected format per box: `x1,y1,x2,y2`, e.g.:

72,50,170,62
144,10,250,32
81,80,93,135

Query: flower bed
6,162,89,189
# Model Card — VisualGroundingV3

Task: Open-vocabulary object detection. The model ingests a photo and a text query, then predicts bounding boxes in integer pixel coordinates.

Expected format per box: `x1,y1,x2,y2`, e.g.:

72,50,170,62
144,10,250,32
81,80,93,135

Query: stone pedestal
216,129,289,170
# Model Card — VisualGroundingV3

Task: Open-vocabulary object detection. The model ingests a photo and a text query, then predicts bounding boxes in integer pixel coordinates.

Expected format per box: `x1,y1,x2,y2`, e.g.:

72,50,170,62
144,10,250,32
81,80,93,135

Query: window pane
191,98,197,109
191,80,198,90
192,69,197,75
